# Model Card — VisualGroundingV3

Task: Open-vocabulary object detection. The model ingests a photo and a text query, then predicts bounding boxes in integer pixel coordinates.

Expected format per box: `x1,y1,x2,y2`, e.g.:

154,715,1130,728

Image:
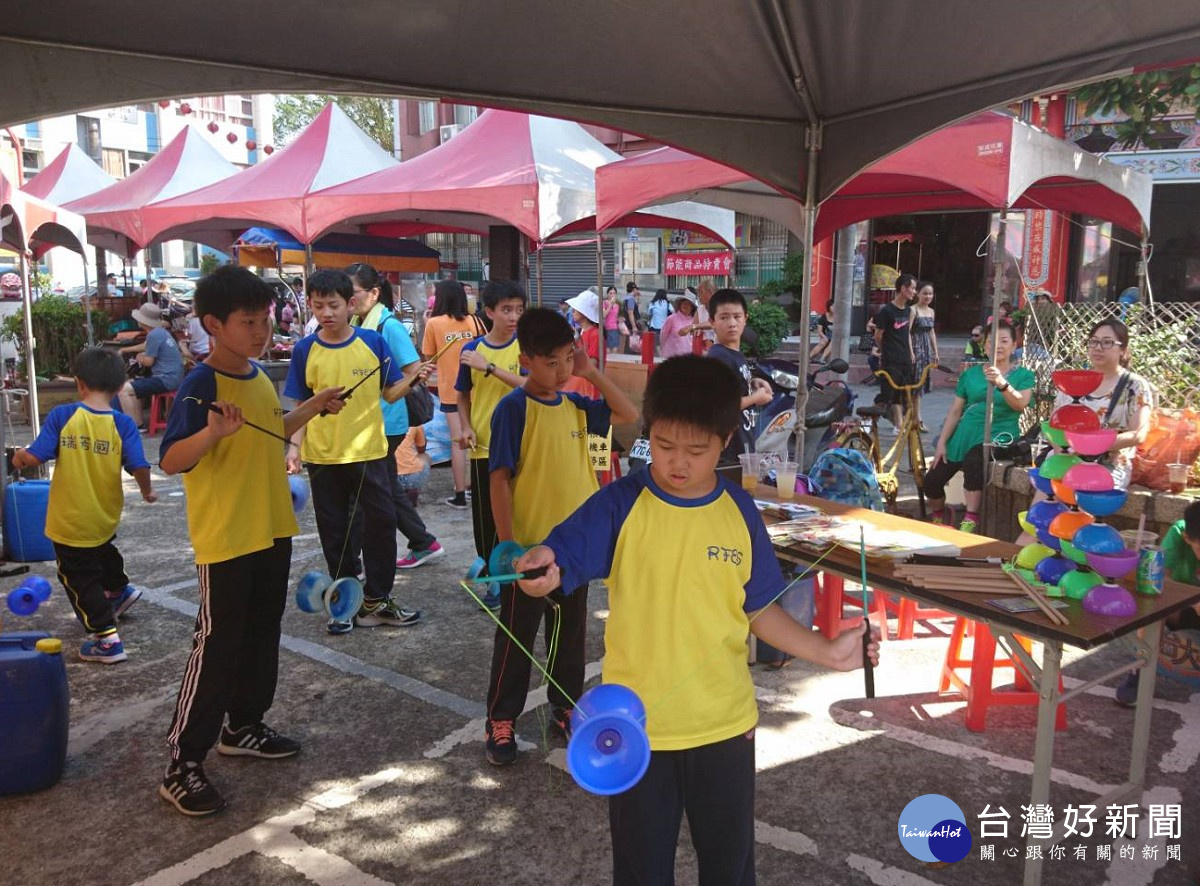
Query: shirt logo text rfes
706,545,743,565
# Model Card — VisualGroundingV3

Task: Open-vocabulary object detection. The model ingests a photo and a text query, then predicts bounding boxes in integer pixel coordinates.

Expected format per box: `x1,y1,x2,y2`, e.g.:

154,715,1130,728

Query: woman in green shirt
924,320,1034,533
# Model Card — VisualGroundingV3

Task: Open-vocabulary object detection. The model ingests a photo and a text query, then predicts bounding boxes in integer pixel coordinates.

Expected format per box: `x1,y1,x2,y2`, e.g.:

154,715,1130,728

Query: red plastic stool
146,391,176,436
939,616,1067,733
814,573,888,640
885,596,955,640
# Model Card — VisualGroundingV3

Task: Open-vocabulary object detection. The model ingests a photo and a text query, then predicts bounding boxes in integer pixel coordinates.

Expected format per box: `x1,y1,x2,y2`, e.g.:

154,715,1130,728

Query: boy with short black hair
483,307,637,765
517,354,876,883
456,279,527,610
13,347,156,663
158,265,346,815
284,268,428,634
705,287,772,466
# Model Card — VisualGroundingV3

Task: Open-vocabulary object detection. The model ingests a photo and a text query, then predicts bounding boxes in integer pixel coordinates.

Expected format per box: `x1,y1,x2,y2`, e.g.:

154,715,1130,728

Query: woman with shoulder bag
348,263,445,568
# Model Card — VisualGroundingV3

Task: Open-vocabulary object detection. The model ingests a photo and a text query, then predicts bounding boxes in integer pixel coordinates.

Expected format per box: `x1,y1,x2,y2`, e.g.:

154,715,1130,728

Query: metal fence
1020,300,1200,425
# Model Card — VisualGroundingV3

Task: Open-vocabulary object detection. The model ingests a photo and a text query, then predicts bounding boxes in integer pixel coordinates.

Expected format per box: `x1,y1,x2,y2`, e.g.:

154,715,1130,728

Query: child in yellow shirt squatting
516,354,879,884
156,267,346,816
483,307,637,765
13,347,157,663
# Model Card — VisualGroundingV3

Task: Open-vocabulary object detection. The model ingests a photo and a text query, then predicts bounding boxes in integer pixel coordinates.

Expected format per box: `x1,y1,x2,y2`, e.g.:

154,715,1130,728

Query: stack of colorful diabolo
1017,370,1157,616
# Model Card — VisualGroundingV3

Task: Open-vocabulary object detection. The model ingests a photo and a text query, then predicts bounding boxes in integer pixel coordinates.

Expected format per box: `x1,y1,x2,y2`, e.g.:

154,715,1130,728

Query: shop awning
233,227,440,275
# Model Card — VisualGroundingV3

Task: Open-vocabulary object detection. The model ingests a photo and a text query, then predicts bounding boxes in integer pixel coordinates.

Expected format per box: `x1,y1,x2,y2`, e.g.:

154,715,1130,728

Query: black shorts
878,361,914,405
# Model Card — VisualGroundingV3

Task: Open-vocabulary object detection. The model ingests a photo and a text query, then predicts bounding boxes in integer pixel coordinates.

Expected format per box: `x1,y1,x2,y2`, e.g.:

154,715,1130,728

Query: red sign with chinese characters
664,251,735,275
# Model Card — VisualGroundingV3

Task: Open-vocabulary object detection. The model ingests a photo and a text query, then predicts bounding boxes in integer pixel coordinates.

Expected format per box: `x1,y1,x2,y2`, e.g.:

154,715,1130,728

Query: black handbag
404,381,435,427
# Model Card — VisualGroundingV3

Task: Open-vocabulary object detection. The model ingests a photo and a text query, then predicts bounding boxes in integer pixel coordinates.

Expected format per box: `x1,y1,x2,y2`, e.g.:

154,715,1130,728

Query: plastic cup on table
738,453,765,492
1167,463,1188,494
775,461,799,501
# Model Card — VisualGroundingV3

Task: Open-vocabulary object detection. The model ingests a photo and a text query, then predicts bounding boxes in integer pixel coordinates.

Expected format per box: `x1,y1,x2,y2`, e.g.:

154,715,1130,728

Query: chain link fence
1020,300,1200,426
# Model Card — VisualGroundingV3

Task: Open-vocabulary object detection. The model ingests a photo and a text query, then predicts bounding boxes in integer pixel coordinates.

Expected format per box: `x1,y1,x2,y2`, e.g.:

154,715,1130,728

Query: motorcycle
752,357,852,473
625,357,852,476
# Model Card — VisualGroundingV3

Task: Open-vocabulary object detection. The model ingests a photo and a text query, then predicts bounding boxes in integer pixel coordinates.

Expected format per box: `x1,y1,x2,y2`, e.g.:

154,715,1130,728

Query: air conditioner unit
439,124,462,142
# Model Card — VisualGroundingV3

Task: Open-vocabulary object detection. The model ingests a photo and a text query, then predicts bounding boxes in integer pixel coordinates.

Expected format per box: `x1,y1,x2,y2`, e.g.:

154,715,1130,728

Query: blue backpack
808,448,884,511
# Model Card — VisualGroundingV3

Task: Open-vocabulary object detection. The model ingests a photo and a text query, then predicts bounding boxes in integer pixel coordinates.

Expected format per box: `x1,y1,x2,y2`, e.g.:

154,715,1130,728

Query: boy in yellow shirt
157,266,345,816
518,355,877,882
483,308,637,765
13,347,156,663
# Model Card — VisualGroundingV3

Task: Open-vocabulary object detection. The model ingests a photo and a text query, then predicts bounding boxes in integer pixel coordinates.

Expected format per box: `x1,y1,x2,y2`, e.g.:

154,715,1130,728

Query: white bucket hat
565,289,600,324
131,303,164,327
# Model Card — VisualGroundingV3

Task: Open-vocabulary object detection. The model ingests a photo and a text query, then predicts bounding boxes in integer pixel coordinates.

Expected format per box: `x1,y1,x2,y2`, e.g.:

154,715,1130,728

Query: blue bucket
0,633,70,795
2,480,55,562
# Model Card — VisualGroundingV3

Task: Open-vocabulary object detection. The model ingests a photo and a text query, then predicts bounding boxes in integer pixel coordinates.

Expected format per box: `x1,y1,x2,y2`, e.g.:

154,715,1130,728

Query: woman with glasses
1052,318,1153,489
924,320,1032,533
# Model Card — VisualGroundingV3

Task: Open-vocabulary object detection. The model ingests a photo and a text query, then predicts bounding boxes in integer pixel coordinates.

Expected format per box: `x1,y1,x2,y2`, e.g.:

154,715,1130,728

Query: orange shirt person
421,280,483,509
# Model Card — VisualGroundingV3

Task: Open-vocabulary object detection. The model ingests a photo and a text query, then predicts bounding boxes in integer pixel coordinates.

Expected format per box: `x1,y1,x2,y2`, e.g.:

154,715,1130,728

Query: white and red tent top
1,170,87,258
65,125,238,256
141,103,399,248
23,143,116,207
595,146,804,238
305,109,734,245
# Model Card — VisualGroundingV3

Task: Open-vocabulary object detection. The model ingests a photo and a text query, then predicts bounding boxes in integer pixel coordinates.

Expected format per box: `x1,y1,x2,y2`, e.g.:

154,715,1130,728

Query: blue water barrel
3,480,55,562
0,632,70,795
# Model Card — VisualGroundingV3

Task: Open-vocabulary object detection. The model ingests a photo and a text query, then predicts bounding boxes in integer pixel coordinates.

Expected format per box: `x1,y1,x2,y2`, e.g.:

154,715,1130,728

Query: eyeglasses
1087,338,1121,350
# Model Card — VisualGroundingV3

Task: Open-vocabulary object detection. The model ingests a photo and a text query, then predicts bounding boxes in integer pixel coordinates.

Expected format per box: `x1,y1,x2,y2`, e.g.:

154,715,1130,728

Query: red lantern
245,140,257,151
226,132,238,144
158,100,171,109
207,122,219,134
179,102,192,115
263,145,275,155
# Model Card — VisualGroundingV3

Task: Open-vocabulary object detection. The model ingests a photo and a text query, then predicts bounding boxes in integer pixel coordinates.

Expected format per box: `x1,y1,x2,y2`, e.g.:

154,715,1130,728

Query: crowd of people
21,256,1200,882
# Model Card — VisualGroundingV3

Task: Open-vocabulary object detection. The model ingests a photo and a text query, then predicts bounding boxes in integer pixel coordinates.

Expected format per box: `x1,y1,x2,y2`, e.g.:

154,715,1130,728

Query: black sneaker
159,762,226,816
443,495,469,510
355,598,421,627
217,722,301,759
485,718,518,766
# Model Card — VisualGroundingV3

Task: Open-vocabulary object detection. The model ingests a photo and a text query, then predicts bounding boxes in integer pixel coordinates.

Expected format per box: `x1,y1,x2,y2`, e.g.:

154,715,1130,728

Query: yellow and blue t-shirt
454,335,522,460
284,328,401,464
27,403,149,548
489,389,610,547
161,363,299,565
543,471,784,751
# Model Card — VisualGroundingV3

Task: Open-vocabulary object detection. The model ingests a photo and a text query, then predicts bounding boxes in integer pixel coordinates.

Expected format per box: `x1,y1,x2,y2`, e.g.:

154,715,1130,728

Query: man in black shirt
706,288,772,464
874,274,917,431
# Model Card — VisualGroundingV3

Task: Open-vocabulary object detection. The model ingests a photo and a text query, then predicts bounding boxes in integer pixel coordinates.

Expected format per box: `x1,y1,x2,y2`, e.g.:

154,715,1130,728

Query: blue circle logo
898,794,972,863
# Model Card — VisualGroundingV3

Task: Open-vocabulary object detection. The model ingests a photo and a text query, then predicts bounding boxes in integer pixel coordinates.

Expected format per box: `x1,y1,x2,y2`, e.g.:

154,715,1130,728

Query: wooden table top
750,486,1200,650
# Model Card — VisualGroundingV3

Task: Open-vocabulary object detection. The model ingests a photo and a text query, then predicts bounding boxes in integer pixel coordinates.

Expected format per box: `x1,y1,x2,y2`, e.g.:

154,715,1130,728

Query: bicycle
829,363,952,517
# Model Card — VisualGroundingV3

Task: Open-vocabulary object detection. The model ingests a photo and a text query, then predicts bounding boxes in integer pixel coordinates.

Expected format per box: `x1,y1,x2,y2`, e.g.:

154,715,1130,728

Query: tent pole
82,262,94,347
596,232,605,373
980,211,1008,536
19,251,41,437
536,244,543,307
792,123,821,471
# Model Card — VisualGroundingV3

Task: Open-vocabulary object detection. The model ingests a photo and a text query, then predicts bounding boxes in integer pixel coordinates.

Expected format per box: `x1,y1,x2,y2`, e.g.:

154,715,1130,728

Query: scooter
753,357,852,473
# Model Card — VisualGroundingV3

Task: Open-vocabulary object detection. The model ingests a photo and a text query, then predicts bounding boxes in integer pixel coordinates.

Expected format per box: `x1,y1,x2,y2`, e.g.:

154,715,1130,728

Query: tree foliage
1073,63,1200,149
274,95,394,153
742,302,791,359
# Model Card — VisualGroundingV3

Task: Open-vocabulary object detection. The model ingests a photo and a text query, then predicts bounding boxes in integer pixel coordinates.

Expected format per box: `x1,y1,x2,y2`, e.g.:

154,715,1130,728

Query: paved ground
2,364,1200,885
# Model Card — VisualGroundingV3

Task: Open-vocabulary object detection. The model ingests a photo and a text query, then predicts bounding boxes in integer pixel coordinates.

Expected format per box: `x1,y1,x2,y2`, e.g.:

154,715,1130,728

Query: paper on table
770,516,961,560
987,596,1070,614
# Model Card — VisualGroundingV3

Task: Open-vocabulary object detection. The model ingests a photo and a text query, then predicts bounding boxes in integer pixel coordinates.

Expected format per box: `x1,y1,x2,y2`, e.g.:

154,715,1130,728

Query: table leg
1023,640,1062,886
1128,620,1162,793
817,573,845,638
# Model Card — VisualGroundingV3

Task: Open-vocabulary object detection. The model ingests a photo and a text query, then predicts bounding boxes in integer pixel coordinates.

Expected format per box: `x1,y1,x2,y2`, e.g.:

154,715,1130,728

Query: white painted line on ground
754,819,819,856
1100,785,1181,886
68,686,176,756
829,707,1114,796
845,853,943,885
249,832,392,886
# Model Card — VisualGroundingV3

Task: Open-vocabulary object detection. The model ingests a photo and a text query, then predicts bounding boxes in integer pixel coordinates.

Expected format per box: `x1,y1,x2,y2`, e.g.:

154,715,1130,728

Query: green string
460,580,579,709
458,541,843,724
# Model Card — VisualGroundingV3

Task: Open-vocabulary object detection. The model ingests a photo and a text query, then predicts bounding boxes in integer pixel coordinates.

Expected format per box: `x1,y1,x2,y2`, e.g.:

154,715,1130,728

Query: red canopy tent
1,170,89,435
304,109,733,247
64,125,239,257
139,103,399,250
23,143,116,209
812,111,1152,242
595,111,1153,246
